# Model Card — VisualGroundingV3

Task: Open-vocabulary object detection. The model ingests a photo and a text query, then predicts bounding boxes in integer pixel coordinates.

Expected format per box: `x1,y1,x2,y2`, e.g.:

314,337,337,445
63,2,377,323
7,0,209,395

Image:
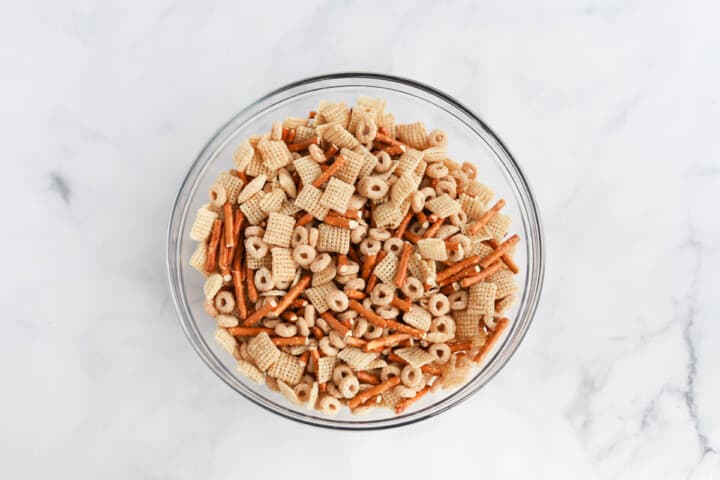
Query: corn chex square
233,140,254,172
316,356,337,383
268,351,305,386
373,252,399,285
403,306,432,331
189,206,218,241
247,332,281,371
236,359,265,384
417,238,447,261
259,188,286,214
293,156,322,186
239,191,268,225
425,194,461,218
319,177,354,214
485,214,512,240
317,224,350,254
294,185,330,220
263,212,295,247
257,137,291,171
468,282,497,316
337,347,377,371
394,347,435,369
454,310,483,339
487,270,518,299
304,282,337,313
334,148,366,184
271,247,296,282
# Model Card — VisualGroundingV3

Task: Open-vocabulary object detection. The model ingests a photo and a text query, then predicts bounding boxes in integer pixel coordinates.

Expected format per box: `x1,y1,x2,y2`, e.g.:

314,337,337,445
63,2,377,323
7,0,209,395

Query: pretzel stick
348,300,387,328
231,269,247,320
323,144,338,161
286,128,296,144
440,283,460,295
287,135,319,152
479,235,520,268
468,199,506,235
460,261,503,288
394,212,414,239
323,214,355,229
291,298,308,308
422,217,445,238
473,317,510,363
348,376,400,409
390,296,411,312
228,327,274,336
312,155,346,187
416,210,429,228
394,242,413,288
345,336,367,348
271,336,308,346
395,386,431,414
310,348,320,372
364,333,411,352
281,311,298,322
448,342,473,352
486,238,520,274
384,145,406,156
311,327,324,340
435,255,482,283
218,243,231,280
437,265,480,287
298,351,310,366
242,299,276,326
204,219,223,272
344,208,362,220
348,245,360,264
374,132,405,148
361,254,377,281
296,212,314,227
384,320,425,338
320,311,350,337
356,371,380,385
223,202,235,248
273,275,311,317
345,289,366,300
403,231,422,243
365,250,387,293
308,111,316,119
245,264,258,304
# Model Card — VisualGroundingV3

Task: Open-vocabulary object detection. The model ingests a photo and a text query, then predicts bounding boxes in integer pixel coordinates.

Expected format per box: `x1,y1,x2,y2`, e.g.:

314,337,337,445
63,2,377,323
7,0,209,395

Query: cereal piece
319,177,355,214
407,253,436,285
441,362,473,390
436,225,460,240
259,188,286,214
318,394,342,415
356,147,378,177
268,351,305,386
468,282,497,316
236,358,265,384
246,151,274,177
277,200,301,216
485,214,512,240
390,171,421,205
396,122,427,149
417,238,448,261
233,140,254,172
215,172,244,204
403,305,432,331
304,282,337,313
464,181,494,204
271,247,296,282
257,137,292,170
312,263,336,286
488,269,518,299
306,381,319,410
189,241,208,275
321,123,359,149
203,273,223,300
459,193,486,220
373,252,399,285
215,328,237,354
394,347,435,368
237,174,267,204
263,212,295,247
338,347,377,370
277,379,302,405
294,125,316,143
454,310,483,339
294,184,330,220
317,224,351,254
239,191,268,225
395,149,424,176
470,239,494,257
247,253,272,270
373,201,404,228
316,356,337,383
247,332,281,371
495,294,517,314
425,194,460,218
293,156,323,186
190,206,218,241
334,148,366,184
381,387,403,409
317,101,350,127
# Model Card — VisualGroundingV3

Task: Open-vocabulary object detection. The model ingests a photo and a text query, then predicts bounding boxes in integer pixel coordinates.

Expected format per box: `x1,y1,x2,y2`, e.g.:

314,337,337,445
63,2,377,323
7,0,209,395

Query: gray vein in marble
681,224,716,459
49,172,71,205
605,92,643,131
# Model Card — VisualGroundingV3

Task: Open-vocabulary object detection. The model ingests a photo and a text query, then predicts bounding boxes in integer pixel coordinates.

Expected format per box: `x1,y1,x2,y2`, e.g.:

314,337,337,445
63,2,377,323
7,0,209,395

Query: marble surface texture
1,1,719,478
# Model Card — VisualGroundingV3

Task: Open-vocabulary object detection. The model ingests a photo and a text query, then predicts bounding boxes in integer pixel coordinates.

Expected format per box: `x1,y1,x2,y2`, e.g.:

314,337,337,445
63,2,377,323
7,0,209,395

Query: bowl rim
167,72,545,430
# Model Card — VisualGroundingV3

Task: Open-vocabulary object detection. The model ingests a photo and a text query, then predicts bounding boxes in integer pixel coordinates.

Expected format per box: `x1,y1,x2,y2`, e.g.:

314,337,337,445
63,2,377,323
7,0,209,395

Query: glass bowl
167,73,544,429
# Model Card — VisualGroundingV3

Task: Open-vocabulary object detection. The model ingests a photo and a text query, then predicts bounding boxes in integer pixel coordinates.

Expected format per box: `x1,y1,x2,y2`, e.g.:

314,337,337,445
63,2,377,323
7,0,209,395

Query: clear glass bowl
167,73,544,429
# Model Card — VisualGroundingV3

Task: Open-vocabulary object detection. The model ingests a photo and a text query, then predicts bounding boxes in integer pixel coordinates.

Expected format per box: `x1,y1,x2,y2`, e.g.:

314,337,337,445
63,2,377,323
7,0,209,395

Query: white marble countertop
2,1,719,478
